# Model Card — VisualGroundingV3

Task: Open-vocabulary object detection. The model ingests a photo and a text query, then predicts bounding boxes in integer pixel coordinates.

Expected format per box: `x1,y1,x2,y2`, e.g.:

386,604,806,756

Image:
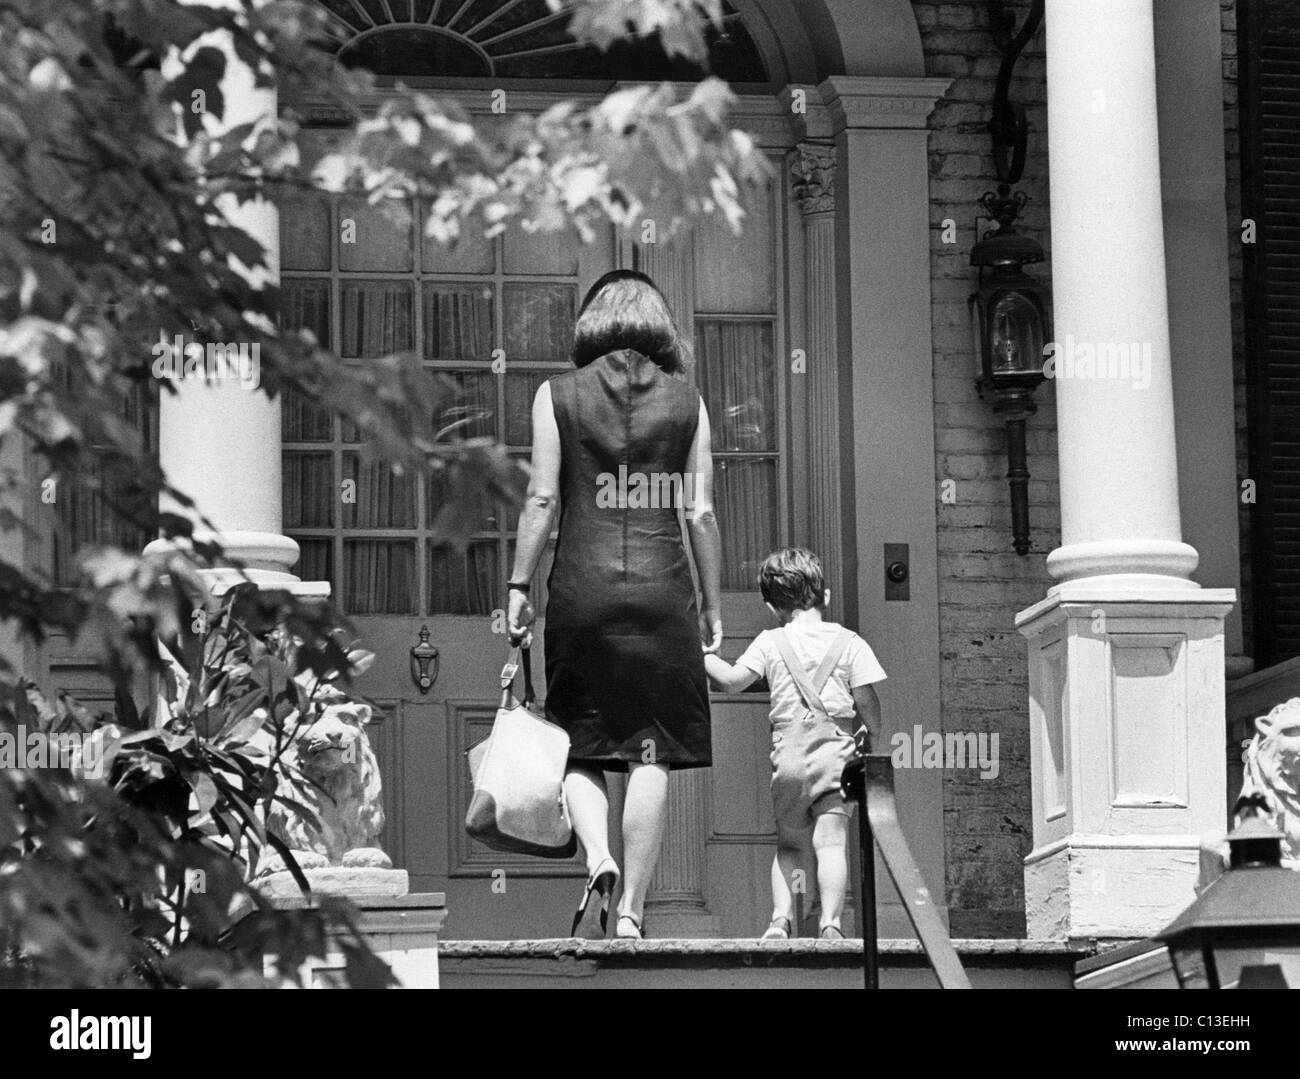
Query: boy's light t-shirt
734,620,886,723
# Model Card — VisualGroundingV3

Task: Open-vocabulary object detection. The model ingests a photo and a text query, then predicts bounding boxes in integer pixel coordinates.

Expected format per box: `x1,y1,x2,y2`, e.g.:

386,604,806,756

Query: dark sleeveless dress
543,349,712,771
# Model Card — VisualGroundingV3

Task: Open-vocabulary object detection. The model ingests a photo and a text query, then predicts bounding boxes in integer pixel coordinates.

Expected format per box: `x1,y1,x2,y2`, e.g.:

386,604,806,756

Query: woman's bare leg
564,766,612,876
617,761,670,921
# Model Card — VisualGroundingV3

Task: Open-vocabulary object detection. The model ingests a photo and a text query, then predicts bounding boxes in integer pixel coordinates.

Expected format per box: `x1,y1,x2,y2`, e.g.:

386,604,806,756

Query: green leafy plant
0,0,768,987
0,584,396,987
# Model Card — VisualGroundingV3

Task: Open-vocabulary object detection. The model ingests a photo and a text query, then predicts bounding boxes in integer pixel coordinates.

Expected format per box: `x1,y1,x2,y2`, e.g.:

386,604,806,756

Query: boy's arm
851,683,883,752
704,652,761,694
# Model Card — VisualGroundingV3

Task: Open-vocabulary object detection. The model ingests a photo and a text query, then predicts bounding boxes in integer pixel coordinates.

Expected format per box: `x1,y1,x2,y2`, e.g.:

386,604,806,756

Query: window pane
283,452,335,528
715,458,778,590
282,278,331,348
341,280,413,358
504,282,575,362
503,224,580,275
694,183,774,313
422,282,494,361
339,197,413,272
437,372,496,441
429,540,500,615
280,193,330,271
290,535,334,591
283,388,332,442
428,467,499,533
423,218,494,274
52,473,151,586
695,320,775,452
342,452,416,528
504,369,550,446
344,540,417,614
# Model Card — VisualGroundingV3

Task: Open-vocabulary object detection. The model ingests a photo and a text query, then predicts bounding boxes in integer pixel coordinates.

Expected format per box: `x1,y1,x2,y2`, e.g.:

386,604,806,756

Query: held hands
507,588,535,649
699,606,723,655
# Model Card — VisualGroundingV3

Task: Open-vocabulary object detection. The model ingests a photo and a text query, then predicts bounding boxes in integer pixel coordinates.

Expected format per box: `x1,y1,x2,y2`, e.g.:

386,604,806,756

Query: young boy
703,547,885,939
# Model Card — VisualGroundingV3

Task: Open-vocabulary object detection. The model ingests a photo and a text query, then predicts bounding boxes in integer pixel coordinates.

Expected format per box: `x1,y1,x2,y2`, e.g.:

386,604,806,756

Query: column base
145,531,331,598
1045,539,1199,587
1025,835,1203,939
1017,586,1235,939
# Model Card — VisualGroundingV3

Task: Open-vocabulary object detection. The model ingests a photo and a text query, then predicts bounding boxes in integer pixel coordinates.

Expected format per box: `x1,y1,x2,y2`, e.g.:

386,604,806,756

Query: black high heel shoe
571,859,619,939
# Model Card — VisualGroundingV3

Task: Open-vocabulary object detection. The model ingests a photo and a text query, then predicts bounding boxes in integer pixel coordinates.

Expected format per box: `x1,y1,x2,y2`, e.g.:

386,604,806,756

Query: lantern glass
987,290,1044,377
1212,936,1300,989
1167,936,1212,989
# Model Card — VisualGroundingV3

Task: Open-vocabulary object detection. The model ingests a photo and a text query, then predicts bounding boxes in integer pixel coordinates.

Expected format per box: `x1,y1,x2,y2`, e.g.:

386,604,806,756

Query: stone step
436,938,1095,989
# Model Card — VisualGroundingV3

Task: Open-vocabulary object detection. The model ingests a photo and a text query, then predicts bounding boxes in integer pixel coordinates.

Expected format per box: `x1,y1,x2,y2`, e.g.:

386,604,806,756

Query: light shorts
770,711,857,830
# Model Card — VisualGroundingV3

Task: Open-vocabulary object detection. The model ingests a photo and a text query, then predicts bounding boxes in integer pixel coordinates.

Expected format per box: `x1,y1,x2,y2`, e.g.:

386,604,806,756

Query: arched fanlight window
315,0,770,83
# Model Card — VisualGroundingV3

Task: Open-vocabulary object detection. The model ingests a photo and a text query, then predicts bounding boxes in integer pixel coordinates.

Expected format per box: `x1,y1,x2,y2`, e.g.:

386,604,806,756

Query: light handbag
465,646,577,859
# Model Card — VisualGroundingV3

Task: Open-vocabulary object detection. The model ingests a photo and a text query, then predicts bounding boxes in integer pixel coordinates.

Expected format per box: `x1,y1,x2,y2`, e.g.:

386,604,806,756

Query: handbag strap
499,645,535,709
771,626,851,721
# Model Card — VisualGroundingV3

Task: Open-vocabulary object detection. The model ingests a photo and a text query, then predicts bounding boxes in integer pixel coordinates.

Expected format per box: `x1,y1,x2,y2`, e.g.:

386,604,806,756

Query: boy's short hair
758,547,826,612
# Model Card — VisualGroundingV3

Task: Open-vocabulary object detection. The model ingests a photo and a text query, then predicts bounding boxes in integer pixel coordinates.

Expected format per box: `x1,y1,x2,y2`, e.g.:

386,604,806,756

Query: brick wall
916,0,1245,936
917,0,1054,937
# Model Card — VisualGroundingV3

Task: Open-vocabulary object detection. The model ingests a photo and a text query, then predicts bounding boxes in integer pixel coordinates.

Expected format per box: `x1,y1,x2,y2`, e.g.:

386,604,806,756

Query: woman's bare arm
506,382,561,644
686,399,723,653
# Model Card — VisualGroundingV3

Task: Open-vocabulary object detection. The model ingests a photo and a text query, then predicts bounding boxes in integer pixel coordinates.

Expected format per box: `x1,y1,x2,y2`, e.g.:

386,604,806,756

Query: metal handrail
841,753,972,989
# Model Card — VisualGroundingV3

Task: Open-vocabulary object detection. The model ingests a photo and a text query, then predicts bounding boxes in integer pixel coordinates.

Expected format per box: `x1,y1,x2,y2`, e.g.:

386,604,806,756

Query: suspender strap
771,626,852,720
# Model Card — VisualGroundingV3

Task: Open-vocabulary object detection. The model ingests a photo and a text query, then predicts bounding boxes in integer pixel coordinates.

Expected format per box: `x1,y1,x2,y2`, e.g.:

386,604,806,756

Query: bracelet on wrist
507,581,531,594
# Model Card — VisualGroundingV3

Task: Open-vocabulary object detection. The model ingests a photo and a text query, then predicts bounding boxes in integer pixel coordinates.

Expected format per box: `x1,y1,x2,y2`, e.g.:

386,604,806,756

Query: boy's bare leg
812,810,850,931
772,823,813,929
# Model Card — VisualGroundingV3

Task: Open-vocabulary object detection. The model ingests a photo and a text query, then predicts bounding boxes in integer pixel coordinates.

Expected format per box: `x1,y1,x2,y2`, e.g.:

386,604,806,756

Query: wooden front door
280,127,793,938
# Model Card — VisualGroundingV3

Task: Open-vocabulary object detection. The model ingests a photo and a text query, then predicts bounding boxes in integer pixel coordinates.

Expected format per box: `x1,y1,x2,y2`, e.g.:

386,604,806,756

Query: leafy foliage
0,0,768,986
0,585,396,988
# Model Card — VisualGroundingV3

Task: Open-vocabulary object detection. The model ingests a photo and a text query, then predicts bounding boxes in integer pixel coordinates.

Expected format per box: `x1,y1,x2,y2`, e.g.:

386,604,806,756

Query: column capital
789,142,836,216
818,76,953,132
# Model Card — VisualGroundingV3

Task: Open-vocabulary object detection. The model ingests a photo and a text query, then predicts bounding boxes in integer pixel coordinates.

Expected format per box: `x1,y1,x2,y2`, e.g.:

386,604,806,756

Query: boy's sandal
819,924,845,940
761,916,793,941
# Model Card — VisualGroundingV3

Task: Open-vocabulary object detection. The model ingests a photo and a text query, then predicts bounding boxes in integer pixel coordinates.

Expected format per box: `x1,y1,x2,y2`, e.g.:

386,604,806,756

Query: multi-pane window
48,372,156,586
280,190,606,616
280,157,783,612
691,177,783,590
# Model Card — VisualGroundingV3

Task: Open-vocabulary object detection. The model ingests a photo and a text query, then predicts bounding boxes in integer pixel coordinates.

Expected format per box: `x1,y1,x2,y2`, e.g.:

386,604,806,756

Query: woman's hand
508,588,536,648
699,606,723,655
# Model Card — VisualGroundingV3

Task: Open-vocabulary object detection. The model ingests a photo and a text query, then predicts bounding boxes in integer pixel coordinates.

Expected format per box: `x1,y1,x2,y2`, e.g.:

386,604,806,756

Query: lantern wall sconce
1157,795,1300,989
970,0,1050,557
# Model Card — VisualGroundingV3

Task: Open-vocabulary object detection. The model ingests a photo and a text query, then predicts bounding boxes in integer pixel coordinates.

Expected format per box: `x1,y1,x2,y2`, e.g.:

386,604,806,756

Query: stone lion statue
1198,696,1300,891
254,691,392,877
1240,698,1300,866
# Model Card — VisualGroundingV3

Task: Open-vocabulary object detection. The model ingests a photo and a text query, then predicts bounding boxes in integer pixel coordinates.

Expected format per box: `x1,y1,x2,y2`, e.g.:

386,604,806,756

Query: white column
1017,0,1234,938
147,2,325,597
1043,0,1194,588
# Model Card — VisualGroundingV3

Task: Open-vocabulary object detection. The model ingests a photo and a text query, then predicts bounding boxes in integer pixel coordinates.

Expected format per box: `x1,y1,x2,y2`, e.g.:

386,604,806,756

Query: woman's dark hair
572,269,690,375
758,547,827,613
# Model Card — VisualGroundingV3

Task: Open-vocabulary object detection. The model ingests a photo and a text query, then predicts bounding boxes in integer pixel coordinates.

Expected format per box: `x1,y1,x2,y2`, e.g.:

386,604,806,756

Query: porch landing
437,937,1097,989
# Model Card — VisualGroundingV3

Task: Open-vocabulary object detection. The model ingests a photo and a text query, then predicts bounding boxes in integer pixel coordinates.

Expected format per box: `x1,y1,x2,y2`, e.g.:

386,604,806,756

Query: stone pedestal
243,891,447,989
1017,589,1234,938
252,867,410,903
